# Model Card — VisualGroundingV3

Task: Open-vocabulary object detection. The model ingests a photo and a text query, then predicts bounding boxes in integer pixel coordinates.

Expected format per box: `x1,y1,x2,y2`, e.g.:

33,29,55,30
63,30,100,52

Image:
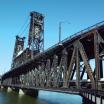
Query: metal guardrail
80,88,104,97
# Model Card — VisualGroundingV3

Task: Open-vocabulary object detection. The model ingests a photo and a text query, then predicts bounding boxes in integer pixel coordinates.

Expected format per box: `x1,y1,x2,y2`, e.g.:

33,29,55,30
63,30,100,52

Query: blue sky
0,0,104,74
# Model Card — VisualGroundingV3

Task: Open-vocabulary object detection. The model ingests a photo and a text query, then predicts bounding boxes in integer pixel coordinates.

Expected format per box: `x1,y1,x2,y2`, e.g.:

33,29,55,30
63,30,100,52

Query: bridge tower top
12,35,25,59
28,11,44,57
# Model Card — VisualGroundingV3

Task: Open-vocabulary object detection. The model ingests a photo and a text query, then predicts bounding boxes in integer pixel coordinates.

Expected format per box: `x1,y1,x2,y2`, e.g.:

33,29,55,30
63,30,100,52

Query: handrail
80,88,104,95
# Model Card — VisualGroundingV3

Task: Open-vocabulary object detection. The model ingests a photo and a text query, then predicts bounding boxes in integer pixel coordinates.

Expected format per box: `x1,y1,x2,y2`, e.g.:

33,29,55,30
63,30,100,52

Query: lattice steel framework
13,35,25,59
2,19,104,92
11,35,25,68
28,11,44,56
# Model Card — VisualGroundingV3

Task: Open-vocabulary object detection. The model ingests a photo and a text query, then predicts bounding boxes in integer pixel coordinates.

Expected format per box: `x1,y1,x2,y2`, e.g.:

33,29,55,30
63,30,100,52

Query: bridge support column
12,87,19,93
0,86,8,91
19,89,38,98
7,87,12,92
0,86,4,89
0,86,5,91
19,89,25,95
25,89,38,98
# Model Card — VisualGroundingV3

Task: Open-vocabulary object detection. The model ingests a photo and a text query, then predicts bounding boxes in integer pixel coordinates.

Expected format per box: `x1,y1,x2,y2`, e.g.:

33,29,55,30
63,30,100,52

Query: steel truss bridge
1,12,104,103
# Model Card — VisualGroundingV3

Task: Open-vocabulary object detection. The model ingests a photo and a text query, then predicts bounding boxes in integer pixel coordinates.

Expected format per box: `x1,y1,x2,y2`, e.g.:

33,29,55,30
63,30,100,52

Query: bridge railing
80,88,104,97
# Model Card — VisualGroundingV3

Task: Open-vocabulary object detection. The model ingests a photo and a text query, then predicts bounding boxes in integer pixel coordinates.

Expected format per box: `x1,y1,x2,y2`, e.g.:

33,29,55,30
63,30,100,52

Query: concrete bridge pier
12,87,19,93
0,85,4,89
19,89,24,95
0,86,8,92
26,89,38,98
7,87,19,93
7,87,12,92
0,86,38,98
0,86,6,91
20,89,38,98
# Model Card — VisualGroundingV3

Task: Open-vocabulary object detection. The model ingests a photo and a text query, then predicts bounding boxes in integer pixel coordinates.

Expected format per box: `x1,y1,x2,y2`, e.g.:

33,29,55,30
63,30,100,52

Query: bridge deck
2,84,104,98
3,84,80,95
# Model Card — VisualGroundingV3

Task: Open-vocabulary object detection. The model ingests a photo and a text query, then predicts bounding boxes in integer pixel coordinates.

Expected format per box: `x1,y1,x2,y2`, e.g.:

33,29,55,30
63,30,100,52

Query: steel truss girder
94,30,104,89
64,40,95,88
39,62,45,87
80,66,85,80
76,46,80,87
3,27,104,91
59,49,68,87
70,64,76,80
94,31,100,81
77,41,95,89
63,47,76,87
50,55,58,87
45,59,51,87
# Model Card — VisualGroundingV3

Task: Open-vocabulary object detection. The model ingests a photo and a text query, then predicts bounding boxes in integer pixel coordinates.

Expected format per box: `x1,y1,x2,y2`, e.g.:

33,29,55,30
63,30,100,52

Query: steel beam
94,31,100,82
77,41,95,89
70,65,76,80
100,59,103,78
80,66,85,80
76,47,80,88
63,47,76,87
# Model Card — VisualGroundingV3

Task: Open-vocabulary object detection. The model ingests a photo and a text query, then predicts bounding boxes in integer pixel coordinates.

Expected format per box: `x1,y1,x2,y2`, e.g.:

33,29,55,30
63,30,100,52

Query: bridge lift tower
12,35,25,60
11,35,25,68
11,11,44,68
28,11,44,58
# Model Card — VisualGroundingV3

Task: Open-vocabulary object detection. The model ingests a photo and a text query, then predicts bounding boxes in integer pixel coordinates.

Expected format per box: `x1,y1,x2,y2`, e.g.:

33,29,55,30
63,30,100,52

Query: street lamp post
59,22,62,43
59,21,70,43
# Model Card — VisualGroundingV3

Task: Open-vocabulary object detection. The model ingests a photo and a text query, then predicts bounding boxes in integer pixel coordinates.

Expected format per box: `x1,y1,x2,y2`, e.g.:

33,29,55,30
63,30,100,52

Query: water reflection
0,91,38,104
38,90,82,104
0,90,82,104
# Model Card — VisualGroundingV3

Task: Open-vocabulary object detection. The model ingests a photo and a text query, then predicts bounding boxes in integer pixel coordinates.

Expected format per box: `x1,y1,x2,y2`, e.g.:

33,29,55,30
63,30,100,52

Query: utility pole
59,21,70,43
59,22,61,43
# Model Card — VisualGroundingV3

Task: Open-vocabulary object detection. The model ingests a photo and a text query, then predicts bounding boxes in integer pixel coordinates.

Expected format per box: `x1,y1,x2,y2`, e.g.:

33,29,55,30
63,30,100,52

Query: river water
0,89,83,104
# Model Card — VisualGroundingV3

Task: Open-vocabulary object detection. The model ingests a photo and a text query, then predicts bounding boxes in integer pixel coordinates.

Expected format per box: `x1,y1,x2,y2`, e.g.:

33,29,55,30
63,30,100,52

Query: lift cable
16,15,30,37
20,22,30,37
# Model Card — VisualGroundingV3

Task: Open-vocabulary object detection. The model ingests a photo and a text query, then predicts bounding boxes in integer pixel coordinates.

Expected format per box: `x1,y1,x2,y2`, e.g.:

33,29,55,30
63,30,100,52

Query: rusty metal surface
1,12,104,97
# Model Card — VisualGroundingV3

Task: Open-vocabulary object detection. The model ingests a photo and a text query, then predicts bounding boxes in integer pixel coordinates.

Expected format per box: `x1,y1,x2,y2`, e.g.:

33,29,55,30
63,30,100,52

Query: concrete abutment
0,86,38,98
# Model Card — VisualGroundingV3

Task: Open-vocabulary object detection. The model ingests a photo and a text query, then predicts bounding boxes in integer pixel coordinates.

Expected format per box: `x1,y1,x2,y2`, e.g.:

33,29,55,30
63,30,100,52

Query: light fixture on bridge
58,42,63,46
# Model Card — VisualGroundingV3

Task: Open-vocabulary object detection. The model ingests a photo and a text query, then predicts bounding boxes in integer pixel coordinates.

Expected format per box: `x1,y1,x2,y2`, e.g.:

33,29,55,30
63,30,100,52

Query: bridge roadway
1,21,104,104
